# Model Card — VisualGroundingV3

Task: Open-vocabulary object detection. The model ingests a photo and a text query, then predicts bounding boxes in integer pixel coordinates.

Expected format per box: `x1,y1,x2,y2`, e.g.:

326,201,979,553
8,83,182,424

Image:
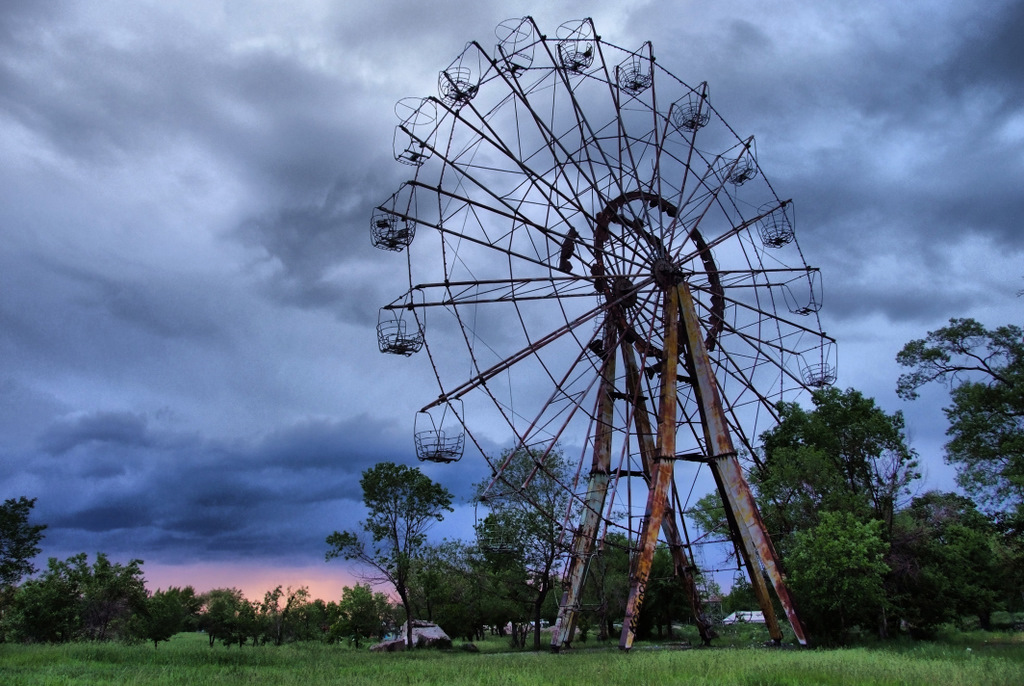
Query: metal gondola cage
800,340,838,388
371,182,419,252
414,399,465,463
757,201,795,248
671,83,711,132
555,19,595,73
376,307,423,356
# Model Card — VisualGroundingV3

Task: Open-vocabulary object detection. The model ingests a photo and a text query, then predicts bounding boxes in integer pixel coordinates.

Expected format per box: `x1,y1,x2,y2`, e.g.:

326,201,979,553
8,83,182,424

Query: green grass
2,630,1023,685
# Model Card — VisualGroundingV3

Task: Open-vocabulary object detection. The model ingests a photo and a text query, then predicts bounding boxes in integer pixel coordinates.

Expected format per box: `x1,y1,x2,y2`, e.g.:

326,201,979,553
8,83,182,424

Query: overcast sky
2,0,1022,600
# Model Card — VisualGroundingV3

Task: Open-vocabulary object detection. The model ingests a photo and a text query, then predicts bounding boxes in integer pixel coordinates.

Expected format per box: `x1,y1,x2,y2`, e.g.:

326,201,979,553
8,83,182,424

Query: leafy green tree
577,532,630,641
137,586,200,648
786,511,890,644
747,388,920,642
472,512,532,647
80,554,147,641
687,389,918,643
304,598,342,642
199,588,255,647
889,492,1010,634
474,447,574,650
635,547,685,641
333,583,392,647
0,497,47,641
3,552,146,643
4,554,87,642
465,546,526,644
408,540,483,641
897,318,1024,518
721,573,759,616
0,497,46,590
257,585,285,645
756,387,919,540
325,461,453,648
257,585,312,646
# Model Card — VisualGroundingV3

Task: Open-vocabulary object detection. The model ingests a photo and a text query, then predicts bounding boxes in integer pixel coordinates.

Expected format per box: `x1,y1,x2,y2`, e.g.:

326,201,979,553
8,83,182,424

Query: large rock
369,638,406,652
369,620,452,651
402,619,452,649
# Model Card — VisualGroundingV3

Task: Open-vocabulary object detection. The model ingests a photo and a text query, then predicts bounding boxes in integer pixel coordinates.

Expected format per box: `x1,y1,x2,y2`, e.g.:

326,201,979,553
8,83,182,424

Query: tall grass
2,630,1022,685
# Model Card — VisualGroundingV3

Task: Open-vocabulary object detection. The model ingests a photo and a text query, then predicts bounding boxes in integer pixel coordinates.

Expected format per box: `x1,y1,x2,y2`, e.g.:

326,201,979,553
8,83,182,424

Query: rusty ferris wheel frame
371,17,836,649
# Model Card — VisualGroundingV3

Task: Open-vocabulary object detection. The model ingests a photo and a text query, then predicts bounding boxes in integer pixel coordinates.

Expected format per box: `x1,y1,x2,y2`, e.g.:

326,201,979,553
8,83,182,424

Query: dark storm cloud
28,412,416,563
39,410,151,456
250,414,406,472
0,379,66,449
236,173,395,323
52,261,225,342
52,500,155,533
0,2,356,199
328,0,500,86
0,252,229,385
824,275,982,326
0,0,62,47
940,2,1024,100
2,0,1022,581
661,2,1024,327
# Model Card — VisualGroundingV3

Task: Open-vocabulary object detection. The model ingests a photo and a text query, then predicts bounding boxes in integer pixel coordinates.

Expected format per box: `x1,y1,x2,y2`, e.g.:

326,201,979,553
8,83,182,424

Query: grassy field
2,629,1023,686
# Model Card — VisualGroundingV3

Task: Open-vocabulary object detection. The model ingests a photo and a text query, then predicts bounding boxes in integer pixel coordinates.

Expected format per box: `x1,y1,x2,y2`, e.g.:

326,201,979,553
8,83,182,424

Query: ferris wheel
371,17,835,649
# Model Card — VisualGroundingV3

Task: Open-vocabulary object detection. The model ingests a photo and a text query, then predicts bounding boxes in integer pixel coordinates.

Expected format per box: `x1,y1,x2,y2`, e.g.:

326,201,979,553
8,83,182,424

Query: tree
408,540,483,642
137,586,200,648
460,543,527,644
199,588,255,648
325,461,453,648
0,497,47,590
897,318,1024,517
80,553,147,641
474,447,574,650
579,532,631,642
4,554,86,642
786,511,890,644
635,546,685,641
692,388,917,642
333,583,392,647
888,492,1011,634
3,552,146,643
755,387,919,540
257,585,311,646
721,574,759,617
304,598,343,642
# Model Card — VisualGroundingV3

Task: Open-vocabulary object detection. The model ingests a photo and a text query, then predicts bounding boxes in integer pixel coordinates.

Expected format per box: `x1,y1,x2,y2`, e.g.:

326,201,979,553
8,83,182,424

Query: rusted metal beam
713,455,806,644
675,279,808,646
708,463,785,641
551,317,618,650
620,344,655,480
622,340,717,645
620,286,680,650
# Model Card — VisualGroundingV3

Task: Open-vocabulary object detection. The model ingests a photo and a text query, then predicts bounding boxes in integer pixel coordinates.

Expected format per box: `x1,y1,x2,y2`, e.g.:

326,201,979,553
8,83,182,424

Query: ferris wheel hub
610,276,639,309
652,257,684,290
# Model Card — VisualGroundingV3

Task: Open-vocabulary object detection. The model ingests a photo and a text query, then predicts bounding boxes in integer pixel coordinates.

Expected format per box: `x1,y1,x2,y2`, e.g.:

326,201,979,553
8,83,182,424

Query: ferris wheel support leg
676,280,808,646
552,319,618,651
551,472,609,651
620,287,681,651
622,341,718,646
712,457,807,645
710,463,786,641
